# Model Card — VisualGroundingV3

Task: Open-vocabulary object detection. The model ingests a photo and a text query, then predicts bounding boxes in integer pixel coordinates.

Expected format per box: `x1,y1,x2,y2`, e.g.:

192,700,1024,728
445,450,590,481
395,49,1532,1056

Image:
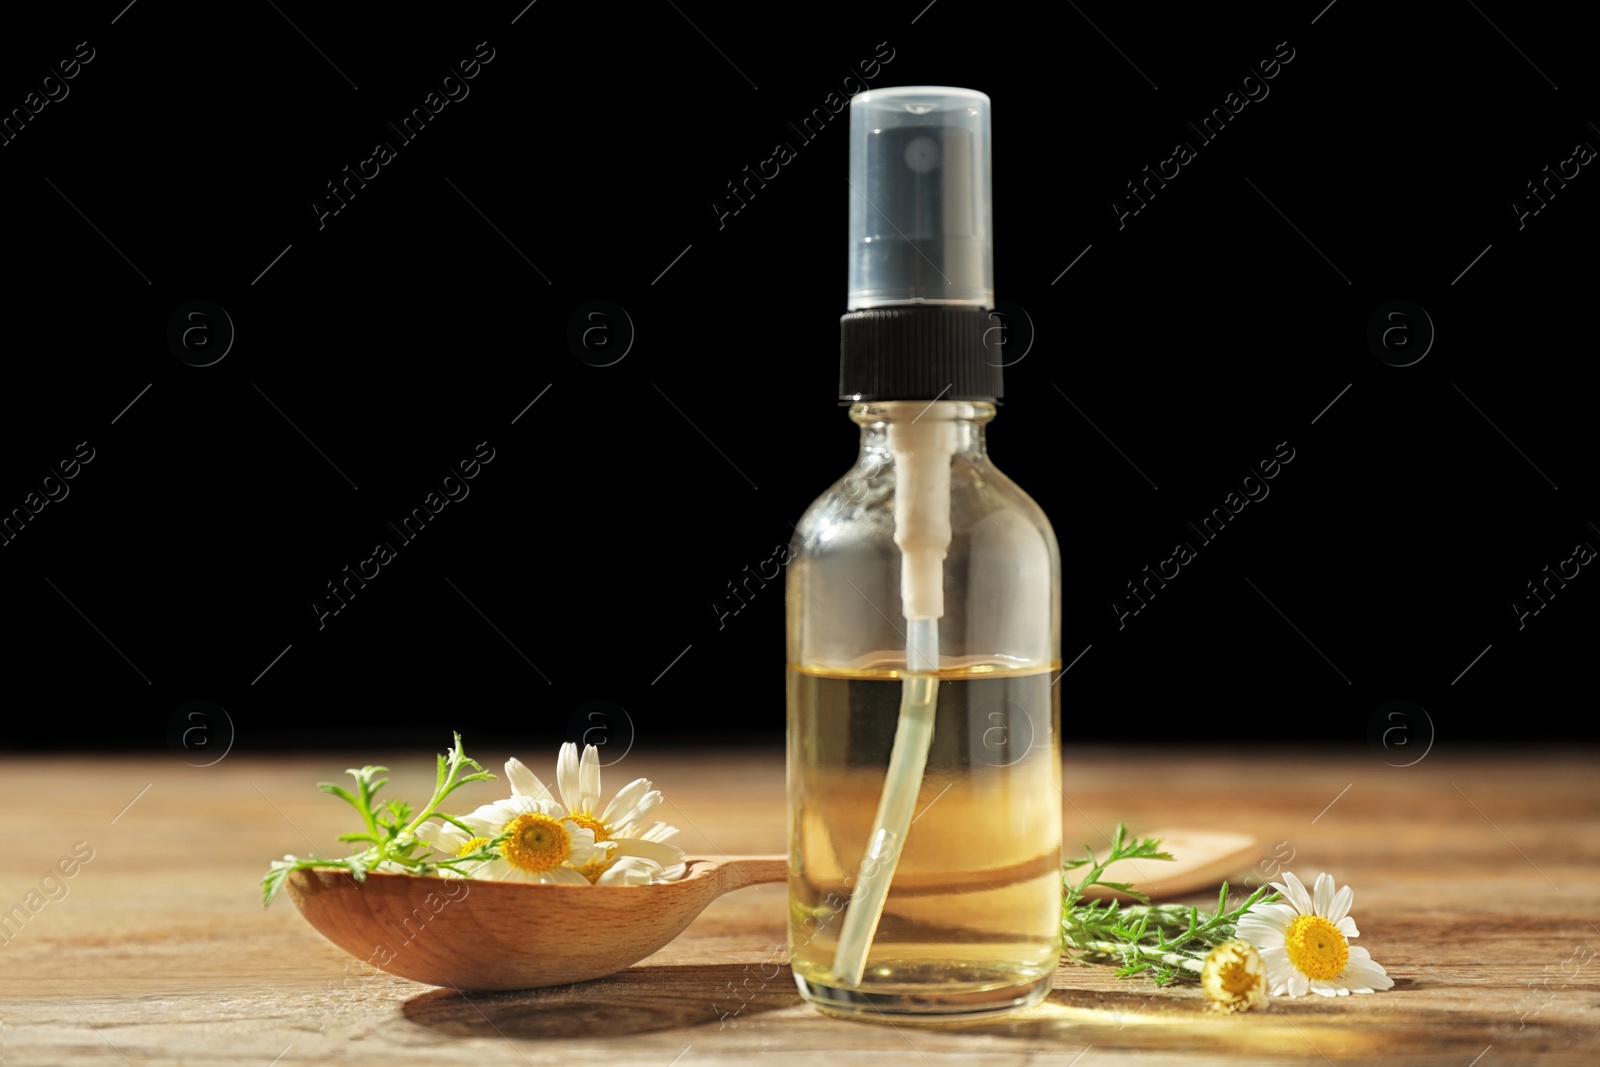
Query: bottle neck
849,400,994,462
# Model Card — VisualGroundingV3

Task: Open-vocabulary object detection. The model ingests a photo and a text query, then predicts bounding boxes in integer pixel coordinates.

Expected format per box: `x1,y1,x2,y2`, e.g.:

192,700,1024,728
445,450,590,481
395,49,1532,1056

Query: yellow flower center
1202,939,1266,1013
500,813,570,872
1217,958,1258,996
567,811,611,842
574,855,613,884
564,814,615,884
1284,914,1349,980
456,836,489,857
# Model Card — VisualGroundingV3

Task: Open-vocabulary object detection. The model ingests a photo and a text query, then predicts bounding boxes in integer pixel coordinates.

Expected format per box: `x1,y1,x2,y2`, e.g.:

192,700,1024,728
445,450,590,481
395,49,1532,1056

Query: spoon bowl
287,856,787,991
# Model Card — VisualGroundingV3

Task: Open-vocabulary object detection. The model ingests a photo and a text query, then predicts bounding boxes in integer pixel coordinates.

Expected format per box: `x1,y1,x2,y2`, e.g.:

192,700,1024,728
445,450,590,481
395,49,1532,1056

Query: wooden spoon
287,856,785,992
1076,829,1260,903
287,831,1256,991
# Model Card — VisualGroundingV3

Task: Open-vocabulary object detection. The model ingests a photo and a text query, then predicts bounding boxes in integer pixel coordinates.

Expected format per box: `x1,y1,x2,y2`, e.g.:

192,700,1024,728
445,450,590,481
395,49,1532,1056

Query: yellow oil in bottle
787,659,1062,1018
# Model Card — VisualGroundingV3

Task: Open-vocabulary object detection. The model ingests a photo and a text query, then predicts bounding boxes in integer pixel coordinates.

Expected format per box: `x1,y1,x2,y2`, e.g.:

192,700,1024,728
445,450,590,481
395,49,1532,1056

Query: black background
2,1,1594,755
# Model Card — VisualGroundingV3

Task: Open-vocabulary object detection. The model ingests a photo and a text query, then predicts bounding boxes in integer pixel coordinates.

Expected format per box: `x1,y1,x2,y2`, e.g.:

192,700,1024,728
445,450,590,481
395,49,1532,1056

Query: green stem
403,734,487,836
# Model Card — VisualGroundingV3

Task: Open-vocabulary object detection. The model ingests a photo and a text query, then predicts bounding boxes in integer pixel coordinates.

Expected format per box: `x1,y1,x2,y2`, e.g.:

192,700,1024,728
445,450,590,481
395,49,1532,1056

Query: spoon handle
705,856,788,894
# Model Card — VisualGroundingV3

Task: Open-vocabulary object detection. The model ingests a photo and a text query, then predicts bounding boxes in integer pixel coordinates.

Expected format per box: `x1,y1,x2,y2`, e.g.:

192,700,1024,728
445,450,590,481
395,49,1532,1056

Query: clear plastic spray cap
847,86,993,310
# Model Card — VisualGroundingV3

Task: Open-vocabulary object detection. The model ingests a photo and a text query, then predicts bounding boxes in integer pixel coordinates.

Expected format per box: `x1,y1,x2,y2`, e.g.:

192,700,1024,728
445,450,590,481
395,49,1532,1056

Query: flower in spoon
498,743,687,885
418,796,606,884
261,735,686,905
414,745,690,886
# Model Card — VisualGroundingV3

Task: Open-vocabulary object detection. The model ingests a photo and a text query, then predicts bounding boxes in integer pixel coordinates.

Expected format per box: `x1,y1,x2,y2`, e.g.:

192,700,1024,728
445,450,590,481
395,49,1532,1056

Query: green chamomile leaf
260,736,497,907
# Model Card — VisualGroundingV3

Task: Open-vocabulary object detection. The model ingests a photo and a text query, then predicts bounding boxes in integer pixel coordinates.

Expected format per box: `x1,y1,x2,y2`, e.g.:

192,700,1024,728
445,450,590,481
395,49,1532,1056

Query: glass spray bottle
786,86,1063,1020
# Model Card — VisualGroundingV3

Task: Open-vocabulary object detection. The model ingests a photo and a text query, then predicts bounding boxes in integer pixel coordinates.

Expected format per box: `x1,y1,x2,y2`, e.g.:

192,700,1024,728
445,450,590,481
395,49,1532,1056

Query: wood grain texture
1,746,1597,1065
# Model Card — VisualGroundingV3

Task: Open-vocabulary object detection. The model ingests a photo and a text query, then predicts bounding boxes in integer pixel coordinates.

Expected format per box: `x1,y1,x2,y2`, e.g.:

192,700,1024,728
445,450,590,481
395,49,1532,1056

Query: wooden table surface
2,746,1596,1066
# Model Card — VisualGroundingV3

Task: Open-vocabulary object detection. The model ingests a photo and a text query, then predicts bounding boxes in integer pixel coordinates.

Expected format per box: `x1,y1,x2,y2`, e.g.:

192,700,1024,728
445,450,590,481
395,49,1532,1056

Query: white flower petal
414,821,466,851
1312,872,1335,916
568,846,608,868
1261,952,1295,987
1237,913,1291,945
557,743,581,813
1250,902,1298,925
561,822,606,866
1337,915,1360,938
600,777,656,828
1273,872,1313,914
597,857,658,885
543,866,590,886
1326,884,1354,924
456,812,494,836
631,790,665,825
506,758,554,802
1344,956,1393,990
1235,921,1277,947
579,745,602,812
609,837,685,868
458,797,527,835
1288,971,1310,997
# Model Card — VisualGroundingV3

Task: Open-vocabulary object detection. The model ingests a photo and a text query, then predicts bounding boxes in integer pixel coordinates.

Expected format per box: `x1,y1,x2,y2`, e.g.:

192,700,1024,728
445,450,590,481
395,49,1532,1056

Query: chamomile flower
504,744,686,884
1201,939,1269,1013
455,794,608,885
1235,871,1394,997
413,821,495,877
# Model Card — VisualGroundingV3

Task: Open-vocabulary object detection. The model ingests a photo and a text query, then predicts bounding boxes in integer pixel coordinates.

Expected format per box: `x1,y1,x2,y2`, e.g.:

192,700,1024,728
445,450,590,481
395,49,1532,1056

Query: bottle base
793,966,1054,1022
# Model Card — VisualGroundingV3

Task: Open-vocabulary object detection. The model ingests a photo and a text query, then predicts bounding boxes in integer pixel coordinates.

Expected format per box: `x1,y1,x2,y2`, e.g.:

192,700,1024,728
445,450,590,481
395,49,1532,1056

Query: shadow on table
406,969,1502,1059
401,967,1255,1041
402,966,1235,1041
403,963,799,1037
